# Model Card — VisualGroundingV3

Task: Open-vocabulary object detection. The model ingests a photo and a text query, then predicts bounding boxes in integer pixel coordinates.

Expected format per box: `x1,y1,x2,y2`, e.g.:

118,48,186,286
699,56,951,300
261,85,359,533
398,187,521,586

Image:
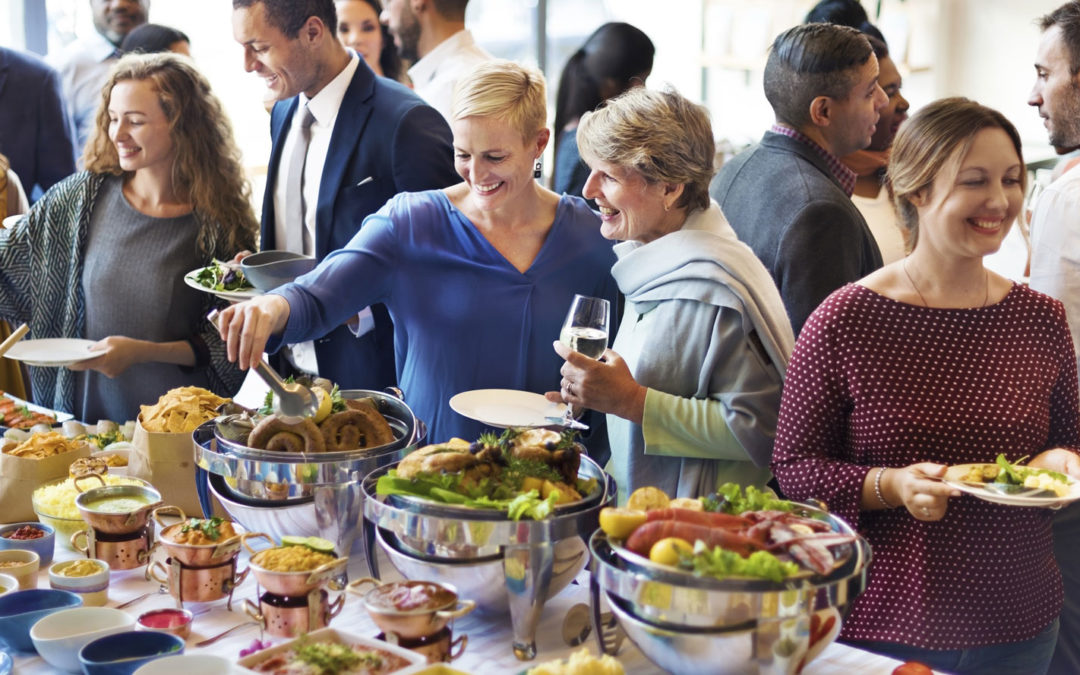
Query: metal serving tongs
207,309,317,420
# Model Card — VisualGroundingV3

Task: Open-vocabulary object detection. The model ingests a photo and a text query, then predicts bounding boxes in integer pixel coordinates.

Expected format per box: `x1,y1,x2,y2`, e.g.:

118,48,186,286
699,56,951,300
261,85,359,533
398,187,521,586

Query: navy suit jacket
263,58,458,390
0,47,76,202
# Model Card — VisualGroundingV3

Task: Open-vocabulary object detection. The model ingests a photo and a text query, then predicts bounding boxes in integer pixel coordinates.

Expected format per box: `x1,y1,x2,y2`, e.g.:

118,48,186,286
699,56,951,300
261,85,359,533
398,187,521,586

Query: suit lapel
762,131,846,193
315,65,374,259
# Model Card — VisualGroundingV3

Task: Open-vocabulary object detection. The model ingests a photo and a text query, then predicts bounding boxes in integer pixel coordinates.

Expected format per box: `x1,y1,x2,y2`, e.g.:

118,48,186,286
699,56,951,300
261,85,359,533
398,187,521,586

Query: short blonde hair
577,87,714,212
451,60,546,141
887,97,1026,251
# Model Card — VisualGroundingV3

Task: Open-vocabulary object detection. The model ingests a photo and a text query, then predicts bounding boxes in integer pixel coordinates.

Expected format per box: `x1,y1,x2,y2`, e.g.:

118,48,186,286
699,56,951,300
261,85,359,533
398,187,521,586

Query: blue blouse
274,190,618,444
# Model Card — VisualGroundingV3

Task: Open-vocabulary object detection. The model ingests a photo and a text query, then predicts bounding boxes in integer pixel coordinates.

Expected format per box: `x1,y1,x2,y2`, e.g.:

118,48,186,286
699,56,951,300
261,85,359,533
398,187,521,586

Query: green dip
83,495,152,513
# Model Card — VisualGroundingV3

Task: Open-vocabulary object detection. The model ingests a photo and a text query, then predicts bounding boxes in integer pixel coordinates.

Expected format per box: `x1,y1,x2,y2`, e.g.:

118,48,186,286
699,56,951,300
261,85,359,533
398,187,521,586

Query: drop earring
533,159,542,179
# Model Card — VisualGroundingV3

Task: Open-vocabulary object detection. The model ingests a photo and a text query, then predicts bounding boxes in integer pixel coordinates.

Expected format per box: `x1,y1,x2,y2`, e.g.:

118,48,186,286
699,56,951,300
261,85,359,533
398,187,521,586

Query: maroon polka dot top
773,282,1079,649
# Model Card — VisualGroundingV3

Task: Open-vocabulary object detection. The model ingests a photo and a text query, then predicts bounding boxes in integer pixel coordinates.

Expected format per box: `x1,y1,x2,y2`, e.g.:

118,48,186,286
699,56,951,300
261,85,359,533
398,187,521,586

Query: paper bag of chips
130,387,229,516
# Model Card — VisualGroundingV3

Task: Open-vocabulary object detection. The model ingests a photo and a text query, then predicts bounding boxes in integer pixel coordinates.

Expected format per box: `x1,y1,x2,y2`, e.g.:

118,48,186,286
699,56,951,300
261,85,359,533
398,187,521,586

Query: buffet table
8,543,907,674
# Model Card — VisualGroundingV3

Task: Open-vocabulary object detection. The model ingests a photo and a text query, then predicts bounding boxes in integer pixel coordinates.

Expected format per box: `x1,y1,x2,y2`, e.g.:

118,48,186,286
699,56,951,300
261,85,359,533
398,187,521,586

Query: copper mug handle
328,593,346,619
449,634,468,661
346,576,381,597
240,532,276,555
436,599,476,622
152,505,187,529
70,529,91,555
146,559,169,586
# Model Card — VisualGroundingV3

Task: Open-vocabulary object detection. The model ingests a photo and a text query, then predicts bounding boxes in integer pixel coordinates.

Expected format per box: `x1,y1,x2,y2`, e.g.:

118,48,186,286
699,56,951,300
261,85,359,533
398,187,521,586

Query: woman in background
0,53,257,420
551,22,653,198
337,0,405,83
549,87,793,501
773,98,1079,674
121,23,191,57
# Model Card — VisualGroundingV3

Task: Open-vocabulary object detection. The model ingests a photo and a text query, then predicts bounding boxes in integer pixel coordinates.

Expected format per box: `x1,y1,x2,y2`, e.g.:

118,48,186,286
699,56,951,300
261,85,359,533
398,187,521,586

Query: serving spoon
206,309,317,420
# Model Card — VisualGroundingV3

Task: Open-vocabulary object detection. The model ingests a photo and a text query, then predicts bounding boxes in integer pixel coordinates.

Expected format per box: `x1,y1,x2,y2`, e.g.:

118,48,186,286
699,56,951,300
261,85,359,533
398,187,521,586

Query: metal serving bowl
362,454,614,661
588,506,871,675
194,389,425,560
75,485,163,536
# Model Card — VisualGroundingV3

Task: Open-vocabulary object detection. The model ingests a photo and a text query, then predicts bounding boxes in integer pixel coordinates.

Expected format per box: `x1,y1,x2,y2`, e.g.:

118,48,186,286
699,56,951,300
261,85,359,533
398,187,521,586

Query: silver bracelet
874,467,895,509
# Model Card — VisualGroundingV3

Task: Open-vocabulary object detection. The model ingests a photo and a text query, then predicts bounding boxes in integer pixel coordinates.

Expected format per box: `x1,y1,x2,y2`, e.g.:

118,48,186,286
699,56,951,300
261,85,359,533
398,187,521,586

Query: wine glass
560,295,610,359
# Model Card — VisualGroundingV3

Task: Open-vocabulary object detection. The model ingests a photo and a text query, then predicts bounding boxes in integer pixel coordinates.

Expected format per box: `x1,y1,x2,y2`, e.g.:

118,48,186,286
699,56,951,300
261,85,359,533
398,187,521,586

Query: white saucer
449,389,567,428
4,338,100,367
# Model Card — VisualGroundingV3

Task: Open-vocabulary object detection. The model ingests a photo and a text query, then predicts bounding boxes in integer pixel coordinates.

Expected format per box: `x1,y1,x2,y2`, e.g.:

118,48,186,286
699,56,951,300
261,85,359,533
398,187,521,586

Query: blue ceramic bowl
0,522,55,567
0,588,82,652
241,250,317,292
79,630,185,675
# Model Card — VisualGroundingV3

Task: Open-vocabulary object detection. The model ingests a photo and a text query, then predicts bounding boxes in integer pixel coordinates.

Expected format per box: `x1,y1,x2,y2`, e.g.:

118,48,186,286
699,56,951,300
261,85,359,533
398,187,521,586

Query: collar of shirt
83,30,121,62
299,51,360,130
408,29,477,88
770,124,857,197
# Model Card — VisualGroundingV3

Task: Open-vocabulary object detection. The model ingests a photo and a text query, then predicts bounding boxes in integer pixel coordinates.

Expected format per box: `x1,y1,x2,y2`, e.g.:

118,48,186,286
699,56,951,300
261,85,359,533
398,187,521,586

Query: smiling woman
0,52,257,421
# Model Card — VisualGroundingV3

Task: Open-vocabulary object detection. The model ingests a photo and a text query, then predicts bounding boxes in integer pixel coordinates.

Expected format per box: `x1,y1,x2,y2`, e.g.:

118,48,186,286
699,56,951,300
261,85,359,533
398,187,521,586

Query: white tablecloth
8,543,905,674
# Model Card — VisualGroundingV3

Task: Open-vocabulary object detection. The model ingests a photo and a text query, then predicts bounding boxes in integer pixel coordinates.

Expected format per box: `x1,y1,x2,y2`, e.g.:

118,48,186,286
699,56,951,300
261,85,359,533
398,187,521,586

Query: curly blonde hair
84,53,258,257
577,87,714,213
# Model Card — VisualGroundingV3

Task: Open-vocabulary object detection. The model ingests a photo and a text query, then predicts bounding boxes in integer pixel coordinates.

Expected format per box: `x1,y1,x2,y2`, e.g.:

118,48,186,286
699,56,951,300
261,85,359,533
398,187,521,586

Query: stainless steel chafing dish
589,504,871,675
193,388,425,559
361,454,615,661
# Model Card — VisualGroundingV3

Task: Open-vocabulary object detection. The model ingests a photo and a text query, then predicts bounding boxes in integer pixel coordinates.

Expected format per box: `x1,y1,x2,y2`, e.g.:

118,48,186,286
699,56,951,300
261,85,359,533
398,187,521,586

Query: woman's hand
882,463,961,522
544,340,647,424
230,250,253,264
1029,447,1080,480
217,294,291,370
68,336,146,377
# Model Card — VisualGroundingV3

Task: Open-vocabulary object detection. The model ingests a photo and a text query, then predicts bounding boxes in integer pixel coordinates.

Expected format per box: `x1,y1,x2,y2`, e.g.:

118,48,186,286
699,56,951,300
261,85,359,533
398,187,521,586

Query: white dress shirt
408,30,492,122
1030,164,1080,363
271,54,373,375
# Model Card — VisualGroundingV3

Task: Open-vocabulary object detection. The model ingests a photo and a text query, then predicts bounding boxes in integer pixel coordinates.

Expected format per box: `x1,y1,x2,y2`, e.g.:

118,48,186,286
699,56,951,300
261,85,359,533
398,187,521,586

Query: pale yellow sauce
60,560,103,577
83,495,151,513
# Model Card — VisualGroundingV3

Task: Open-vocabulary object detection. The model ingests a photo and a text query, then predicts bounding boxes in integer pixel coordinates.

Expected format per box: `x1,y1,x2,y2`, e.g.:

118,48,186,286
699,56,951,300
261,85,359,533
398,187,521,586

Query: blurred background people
0,46,76,203
217,61,618,446
804,0,911,262
1026,4,1080,673
232,0,456,391
551,22,653,200
121,23,192,57
337,0,406,83
0,53,257,421
49,0,149,158
381,0,492,120
774,97,1079,675
711,23,886,336
549,87,792,501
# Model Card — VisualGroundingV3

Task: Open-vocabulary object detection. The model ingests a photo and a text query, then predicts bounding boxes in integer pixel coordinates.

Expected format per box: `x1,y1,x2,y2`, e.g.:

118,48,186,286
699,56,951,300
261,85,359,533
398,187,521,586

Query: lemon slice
313,388,332,423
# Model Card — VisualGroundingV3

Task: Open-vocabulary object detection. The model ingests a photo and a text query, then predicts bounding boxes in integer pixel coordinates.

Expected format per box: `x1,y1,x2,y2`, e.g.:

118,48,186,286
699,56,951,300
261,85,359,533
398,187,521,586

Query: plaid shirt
769,124,857,197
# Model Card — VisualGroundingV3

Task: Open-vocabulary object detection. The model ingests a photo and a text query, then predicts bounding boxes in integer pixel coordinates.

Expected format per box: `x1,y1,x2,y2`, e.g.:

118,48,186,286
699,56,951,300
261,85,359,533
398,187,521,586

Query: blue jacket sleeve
389,105,459,192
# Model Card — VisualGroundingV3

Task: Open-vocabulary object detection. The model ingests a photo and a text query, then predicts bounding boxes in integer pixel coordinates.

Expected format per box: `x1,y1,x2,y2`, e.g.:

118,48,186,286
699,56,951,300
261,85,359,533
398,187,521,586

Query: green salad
192,260,254,292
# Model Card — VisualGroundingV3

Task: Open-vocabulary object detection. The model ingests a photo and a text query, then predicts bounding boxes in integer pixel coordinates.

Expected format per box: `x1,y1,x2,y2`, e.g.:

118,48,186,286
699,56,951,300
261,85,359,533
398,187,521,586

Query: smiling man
231,0,457,391
711,23,887,336
48,0,148,159
1028,5,1080,675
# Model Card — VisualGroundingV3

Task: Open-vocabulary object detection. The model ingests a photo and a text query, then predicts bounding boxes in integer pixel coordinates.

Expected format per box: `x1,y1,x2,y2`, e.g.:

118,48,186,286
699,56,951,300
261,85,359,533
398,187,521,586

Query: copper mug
245,589,345,638
378,627,467,664
147,555,249,604
71,527,151,571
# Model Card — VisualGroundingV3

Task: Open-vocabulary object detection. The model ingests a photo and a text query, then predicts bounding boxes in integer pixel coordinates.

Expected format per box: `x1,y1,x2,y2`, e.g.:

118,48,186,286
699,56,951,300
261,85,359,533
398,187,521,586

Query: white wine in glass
560,295,610,359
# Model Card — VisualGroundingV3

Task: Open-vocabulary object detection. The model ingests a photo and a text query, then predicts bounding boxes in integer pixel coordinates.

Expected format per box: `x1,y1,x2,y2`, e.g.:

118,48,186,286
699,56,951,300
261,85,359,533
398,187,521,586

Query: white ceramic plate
944,463,1080,507
236,627,424,673
4,338,100,367
183,268,261,303
449,389,567,428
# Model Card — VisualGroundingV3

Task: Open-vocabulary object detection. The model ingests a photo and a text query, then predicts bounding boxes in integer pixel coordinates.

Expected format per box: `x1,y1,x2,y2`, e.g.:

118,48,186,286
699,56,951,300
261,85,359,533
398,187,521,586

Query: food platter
448,389,567,428
0,392,73,428
4,338,99,368
183,268,261,303
944,463,1080,507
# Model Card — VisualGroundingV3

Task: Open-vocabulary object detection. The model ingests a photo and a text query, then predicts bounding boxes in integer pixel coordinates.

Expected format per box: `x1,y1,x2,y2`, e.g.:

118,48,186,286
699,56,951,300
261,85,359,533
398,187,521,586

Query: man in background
0,47,75,202
1027,4,1080,673
711,23,886,336
232,0,457,390
380,0,491,121
49,0,148,158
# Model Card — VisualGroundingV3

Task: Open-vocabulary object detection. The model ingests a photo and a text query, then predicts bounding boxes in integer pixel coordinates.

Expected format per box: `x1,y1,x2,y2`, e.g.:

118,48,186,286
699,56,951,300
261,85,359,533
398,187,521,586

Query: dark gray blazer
711,131,882,336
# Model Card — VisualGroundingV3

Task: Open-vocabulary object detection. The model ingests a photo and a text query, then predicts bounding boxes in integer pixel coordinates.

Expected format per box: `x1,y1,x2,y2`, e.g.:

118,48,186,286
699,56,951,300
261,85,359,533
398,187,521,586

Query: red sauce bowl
135,608,193,640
